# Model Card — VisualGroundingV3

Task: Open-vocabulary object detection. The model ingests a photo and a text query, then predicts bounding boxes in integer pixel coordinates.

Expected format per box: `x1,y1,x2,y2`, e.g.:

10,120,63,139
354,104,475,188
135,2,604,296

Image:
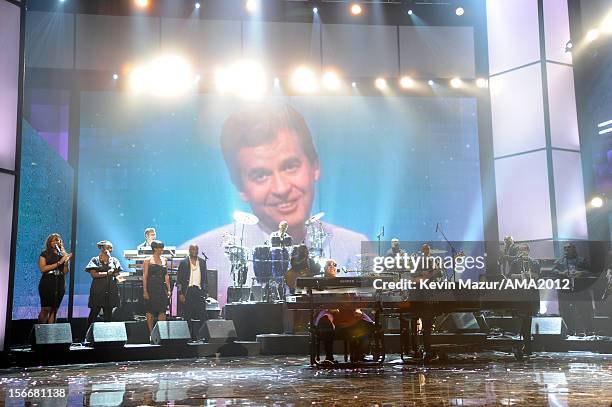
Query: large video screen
73,92,483,312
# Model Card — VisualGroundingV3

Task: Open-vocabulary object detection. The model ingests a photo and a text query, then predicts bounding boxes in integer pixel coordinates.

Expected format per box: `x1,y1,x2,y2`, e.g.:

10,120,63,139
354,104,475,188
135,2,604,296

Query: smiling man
182,103,367,306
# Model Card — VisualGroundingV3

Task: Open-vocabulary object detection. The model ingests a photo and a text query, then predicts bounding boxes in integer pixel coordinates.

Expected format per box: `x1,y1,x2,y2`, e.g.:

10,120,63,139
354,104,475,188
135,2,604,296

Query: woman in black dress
85,240,122,328
143,240,171,333
38,233,72,323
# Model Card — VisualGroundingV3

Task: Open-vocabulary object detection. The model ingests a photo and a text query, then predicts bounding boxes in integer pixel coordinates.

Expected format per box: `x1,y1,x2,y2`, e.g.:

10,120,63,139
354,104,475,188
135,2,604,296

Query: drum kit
221,211,331,302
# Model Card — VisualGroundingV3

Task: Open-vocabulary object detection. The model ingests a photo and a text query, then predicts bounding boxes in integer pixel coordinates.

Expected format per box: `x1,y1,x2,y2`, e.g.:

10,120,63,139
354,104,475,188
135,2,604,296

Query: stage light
350,3,362,16
322,71,341,91
195,2,200,9
455,6,464,16
59,0,65,2
291,66,318,93
313,7,318,14
450,77,463,88
475,78,488,88
246,0,258,13
601,10,612,33
375,77,387,90
565,40,573,53
128,67,148,93
112,73,119,80
351,81,357,88
274,77,280,87
399,76,414,89
585,28,599,42
427,80,434,86
135,0,149,8
591,196,604,208
234,60,267,100
408,9,413,15
194,74,201,82
148,55,194,98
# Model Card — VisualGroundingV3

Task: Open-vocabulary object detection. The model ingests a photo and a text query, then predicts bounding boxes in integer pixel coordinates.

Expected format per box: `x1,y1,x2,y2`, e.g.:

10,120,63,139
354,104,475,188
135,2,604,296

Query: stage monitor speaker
531,317,567,336
31,323,72,352
436,313,481,333
86,322,127,347
151,321,190,346
199,319,237,343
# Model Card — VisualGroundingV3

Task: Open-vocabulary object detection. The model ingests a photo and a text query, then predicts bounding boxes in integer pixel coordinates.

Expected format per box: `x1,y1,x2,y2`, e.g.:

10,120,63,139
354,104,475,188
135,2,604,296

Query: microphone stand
376,226,384,257
436,223,458,282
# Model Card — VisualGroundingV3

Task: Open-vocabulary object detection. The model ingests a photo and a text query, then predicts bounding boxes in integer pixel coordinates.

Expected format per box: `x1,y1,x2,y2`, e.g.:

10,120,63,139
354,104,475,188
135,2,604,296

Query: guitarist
285,244,321,293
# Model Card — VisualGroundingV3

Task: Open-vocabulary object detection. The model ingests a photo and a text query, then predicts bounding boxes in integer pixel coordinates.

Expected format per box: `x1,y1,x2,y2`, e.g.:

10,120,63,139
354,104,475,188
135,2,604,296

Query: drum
252,246,272,284
271,247,290,279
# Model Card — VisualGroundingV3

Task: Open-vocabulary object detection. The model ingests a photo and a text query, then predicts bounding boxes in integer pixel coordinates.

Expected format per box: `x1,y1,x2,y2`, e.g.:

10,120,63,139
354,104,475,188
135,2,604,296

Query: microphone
201,251,209,261
382,226,385,238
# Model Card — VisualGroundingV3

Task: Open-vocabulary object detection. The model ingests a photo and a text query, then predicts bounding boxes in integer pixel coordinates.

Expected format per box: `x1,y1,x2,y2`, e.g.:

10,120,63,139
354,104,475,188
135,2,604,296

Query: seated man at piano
137,227,157,250
314,259,374,363
551,243,594,335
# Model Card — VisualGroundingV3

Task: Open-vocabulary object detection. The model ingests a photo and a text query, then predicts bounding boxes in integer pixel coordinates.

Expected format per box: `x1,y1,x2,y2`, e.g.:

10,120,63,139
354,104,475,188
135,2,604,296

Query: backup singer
85,240,122,328
315,259,374,363
177,244,208,339
37,233,72,324
143,240,171,333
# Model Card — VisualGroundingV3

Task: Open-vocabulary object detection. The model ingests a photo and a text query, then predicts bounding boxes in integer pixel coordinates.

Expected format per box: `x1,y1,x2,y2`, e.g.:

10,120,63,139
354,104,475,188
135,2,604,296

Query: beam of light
399,76,414,89
374,78,387,90
450,77,463,88
585,28,600,42
601,10,612,34
246,0,258,13
591,196,604,208
215,60,267,100
291,66,318,93
350,3,362,16
475,78,488,88
322,71,341,91
148,55,194,98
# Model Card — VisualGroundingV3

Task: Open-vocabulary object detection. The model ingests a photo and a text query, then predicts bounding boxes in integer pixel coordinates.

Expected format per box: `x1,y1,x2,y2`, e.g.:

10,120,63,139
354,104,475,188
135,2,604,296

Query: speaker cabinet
86,322,127,348
199,319,237,343
531,316,567,336
151,321,190,346
31,323,72,352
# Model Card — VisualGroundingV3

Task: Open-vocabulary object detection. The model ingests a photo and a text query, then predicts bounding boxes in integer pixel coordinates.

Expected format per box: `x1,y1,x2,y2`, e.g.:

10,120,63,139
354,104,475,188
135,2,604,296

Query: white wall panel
547,63,580,150
243,22,321,76
0,173,14,352
552,150,588,239
76,14,160,70
322,24,398,78
161,18,241,68
495,151,553,241
490,64,546,157
487,0,541,75
0,0,20,172
399,26,475,78
25,11,74,69
543,0,572,64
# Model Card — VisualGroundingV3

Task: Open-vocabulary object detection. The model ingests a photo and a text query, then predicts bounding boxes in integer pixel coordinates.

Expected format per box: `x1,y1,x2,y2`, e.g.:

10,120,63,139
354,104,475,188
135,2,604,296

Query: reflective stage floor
0,352,610,406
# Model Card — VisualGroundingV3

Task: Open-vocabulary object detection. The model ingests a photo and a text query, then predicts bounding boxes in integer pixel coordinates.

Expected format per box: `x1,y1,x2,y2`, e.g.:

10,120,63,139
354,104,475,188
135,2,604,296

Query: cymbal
305,212,325,224
233,211,259,226
429,249,448,254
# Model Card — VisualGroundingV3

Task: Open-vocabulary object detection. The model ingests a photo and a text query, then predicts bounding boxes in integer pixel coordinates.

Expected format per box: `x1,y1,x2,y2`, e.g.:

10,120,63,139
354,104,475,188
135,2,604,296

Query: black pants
411,316,434,353
317,317,374,361
520,315,532,353
183,286,207,339
558,291,594,335
87,306,113,328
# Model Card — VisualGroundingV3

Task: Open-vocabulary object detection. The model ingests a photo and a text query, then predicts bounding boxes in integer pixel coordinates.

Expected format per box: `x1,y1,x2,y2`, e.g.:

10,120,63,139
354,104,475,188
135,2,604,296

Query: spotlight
565,40,573,53
134,0,149,8
455,6,464,16
195,2,200,9
246,0,258,13
313,7,318,14
428,80,434,86
112,73,119,80
475,78,488,88
585,28,599,42
194,74,201,82
59,0,65,2
601,11,612,33
322,71,341,91
399,76,414,89
591,196,604,208
350,3,362,16
450,77,463,88
291,66,318,93
374,77,387,90
408,9,413,15
274,77,280,87
351,81,357,88
148,55,194,98
215,60,267,100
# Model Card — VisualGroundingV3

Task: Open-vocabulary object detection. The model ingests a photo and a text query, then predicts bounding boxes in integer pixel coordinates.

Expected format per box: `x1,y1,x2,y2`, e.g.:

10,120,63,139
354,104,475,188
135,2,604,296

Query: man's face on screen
237,129,320,231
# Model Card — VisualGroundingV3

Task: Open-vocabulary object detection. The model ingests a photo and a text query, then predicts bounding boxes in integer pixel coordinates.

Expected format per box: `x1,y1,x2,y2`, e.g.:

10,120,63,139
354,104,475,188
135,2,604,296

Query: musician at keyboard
314,259,374,363
137,227,157,250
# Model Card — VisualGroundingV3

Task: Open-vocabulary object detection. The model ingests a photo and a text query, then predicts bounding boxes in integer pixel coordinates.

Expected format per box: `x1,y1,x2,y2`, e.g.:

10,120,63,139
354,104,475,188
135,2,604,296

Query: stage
0,352,610,406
